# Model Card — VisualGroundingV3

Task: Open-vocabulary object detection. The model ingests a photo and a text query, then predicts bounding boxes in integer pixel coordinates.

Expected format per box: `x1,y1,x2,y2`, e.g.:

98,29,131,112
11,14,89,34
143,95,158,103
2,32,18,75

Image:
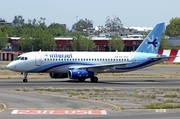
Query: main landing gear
90,76,98,83
77,77,98,83
23,72,28,83
78,79,86,82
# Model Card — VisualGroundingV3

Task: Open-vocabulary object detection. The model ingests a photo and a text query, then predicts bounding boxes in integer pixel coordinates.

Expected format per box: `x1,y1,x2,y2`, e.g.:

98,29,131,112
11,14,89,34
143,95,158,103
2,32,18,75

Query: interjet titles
49,53,72,58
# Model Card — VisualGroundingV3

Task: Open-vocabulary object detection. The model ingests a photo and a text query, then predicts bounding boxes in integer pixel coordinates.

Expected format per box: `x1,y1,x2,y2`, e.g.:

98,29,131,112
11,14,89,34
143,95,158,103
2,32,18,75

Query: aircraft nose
7,63,15,70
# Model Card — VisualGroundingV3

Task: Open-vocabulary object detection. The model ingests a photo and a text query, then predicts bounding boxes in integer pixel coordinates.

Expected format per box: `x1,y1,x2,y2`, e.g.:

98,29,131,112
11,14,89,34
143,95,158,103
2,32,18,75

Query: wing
68,62,132,70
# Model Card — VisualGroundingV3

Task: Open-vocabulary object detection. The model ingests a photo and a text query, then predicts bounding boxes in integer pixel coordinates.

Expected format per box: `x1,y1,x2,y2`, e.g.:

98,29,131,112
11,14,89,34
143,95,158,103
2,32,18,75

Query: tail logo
146,35,159,51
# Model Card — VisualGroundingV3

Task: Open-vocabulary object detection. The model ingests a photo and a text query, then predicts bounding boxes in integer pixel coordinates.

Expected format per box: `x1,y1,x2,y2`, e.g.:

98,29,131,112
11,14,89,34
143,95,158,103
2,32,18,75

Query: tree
105,16,123,32
32,29,55,51
0,25,17,37
72,18,93,33
108,35,125,51
12,15,25,27
20,29,55,51
0,30,7,50
165,17,180,36
159,34,169,49
48,23,66,37
19,35,34,52
71,35,96,51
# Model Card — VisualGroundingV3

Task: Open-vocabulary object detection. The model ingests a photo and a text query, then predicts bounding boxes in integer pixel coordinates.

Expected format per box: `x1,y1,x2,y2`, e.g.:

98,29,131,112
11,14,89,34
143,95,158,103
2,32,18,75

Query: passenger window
25,57,28,60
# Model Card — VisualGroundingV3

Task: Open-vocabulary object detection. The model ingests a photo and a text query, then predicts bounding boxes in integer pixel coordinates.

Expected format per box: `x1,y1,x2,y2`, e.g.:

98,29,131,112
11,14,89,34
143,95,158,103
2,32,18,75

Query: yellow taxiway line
0,102,6,112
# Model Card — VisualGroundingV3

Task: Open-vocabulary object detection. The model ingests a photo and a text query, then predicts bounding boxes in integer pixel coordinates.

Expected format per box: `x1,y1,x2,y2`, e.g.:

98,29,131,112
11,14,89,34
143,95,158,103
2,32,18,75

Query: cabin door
35,54,42,66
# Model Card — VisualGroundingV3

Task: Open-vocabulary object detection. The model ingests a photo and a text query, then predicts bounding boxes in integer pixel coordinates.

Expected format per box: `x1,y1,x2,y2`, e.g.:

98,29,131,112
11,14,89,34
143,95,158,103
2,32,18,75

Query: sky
0,0,179,29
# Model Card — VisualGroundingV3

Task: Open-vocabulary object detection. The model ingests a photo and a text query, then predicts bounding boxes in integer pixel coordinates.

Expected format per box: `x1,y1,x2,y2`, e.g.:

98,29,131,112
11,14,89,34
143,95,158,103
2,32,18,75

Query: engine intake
68,70,94,79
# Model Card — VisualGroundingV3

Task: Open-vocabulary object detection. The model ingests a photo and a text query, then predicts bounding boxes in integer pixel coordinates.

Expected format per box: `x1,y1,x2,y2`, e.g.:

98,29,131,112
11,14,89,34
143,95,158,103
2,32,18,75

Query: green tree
108,35,125,51
165,17,180,36
48,23,66,37
19,35,34,52
71,35,96,51
32,29,55,51
0,25,17,37
159,34,169,49
0,30,7,50
105,16,123,32
12,15,25,27
72,18,93,33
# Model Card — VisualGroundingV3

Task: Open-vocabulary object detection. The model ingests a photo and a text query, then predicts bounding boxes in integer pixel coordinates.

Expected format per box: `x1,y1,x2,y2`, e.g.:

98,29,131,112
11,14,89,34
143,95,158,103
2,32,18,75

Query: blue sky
1,0,179,29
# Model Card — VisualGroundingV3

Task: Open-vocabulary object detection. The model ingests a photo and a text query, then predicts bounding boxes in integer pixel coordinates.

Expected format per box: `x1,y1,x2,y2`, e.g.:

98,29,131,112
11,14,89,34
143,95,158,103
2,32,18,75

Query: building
168,37,180,46
0,19,12,27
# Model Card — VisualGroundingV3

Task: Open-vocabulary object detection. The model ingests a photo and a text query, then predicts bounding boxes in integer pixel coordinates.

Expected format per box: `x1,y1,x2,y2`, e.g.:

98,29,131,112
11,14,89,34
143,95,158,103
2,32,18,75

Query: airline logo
44,53,72,58
146,35,158,51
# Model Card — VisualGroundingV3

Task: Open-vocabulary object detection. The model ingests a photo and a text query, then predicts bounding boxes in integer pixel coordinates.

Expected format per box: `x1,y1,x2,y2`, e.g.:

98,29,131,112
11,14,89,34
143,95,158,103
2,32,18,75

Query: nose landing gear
23,72,28,83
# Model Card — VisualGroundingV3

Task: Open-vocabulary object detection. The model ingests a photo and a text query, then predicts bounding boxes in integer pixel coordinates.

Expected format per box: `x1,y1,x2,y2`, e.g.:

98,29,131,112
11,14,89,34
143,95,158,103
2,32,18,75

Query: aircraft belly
49,65,69,73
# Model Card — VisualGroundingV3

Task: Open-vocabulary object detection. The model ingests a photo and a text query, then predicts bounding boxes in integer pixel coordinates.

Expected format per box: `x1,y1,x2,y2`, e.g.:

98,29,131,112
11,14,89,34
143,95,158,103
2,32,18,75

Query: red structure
0,51,22,61
54,37,143,52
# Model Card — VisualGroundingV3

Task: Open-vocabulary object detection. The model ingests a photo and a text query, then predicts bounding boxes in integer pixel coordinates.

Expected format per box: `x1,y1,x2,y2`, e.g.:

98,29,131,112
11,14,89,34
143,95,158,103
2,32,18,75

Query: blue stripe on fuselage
28,62,96,72
115,58,162,70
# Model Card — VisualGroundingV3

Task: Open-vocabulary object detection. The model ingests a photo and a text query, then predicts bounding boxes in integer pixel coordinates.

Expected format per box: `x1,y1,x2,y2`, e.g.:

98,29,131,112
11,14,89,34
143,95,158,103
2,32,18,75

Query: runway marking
11,110,107,115
0,102,6,112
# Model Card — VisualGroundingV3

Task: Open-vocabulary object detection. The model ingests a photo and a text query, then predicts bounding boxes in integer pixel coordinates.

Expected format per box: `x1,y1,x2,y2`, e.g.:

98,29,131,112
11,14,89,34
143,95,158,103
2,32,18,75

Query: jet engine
68,69,94,79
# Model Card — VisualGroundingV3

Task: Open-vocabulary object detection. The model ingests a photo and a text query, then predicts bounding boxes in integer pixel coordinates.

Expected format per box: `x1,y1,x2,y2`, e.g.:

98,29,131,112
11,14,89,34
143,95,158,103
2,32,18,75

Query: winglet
135,22,165,54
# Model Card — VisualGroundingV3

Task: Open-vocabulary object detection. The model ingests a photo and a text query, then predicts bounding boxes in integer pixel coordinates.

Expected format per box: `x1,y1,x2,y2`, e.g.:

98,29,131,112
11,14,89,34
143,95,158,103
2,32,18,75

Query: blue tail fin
135,22,165,54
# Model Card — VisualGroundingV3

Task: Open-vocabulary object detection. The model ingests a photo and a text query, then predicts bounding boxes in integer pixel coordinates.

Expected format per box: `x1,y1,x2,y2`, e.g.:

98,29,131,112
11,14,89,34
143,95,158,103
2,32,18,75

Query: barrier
158,50,180,62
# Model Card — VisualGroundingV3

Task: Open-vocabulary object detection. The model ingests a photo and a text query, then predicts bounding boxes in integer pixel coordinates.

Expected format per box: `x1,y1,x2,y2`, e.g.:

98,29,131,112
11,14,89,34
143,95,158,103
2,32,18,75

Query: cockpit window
15,56,28,60
15,57,21,60
21,57,24,60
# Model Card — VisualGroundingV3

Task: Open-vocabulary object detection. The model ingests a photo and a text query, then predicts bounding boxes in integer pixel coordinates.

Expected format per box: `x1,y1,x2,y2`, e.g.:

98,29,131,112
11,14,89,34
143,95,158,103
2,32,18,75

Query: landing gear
23,72,28,83
90,77,98,83
23,79,28,82
78,79,85,82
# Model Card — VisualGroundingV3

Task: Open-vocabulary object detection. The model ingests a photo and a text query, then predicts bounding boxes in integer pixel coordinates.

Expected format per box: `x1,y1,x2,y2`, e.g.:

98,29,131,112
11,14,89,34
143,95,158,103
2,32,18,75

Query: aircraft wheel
90,77,98,83
23,79,28,83
78,79,85,82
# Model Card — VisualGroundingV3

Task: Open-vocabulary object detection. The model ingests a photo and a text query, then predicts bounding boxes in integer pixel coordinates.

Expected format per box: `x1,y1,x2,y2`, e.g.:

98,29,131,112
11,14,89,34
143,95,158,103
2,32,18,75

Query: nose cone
7,62,15,71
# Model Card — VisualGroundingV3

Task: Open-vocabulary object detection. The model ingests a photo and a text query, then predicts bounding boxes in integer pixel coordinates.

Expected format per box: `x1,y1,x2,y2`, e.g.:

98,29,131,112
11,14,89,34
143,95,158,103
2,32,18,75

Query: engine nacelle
49,73,68,78
68,70,94,79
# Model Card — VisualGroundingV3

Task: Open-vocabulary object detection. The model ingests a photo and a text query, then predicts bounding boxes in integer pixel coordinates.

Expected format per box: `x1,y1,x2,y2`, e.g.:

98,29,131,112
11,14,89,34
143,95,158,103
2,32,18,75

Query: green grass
145,103,180,109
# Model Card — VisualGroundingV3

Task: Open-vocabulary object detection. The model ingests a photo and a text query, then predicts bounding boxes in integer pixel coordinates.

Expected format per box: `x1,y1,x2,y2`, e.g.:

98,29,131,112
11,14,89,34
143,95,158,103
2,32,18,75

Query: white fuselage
7,51,168,74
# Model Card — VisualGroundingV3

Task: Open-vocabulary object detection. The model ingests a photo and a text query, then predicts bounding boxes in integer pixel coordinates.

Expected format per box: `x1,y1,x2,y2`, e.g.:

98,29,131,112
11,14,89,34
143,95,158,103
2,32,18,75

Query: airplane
7,22,170,83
